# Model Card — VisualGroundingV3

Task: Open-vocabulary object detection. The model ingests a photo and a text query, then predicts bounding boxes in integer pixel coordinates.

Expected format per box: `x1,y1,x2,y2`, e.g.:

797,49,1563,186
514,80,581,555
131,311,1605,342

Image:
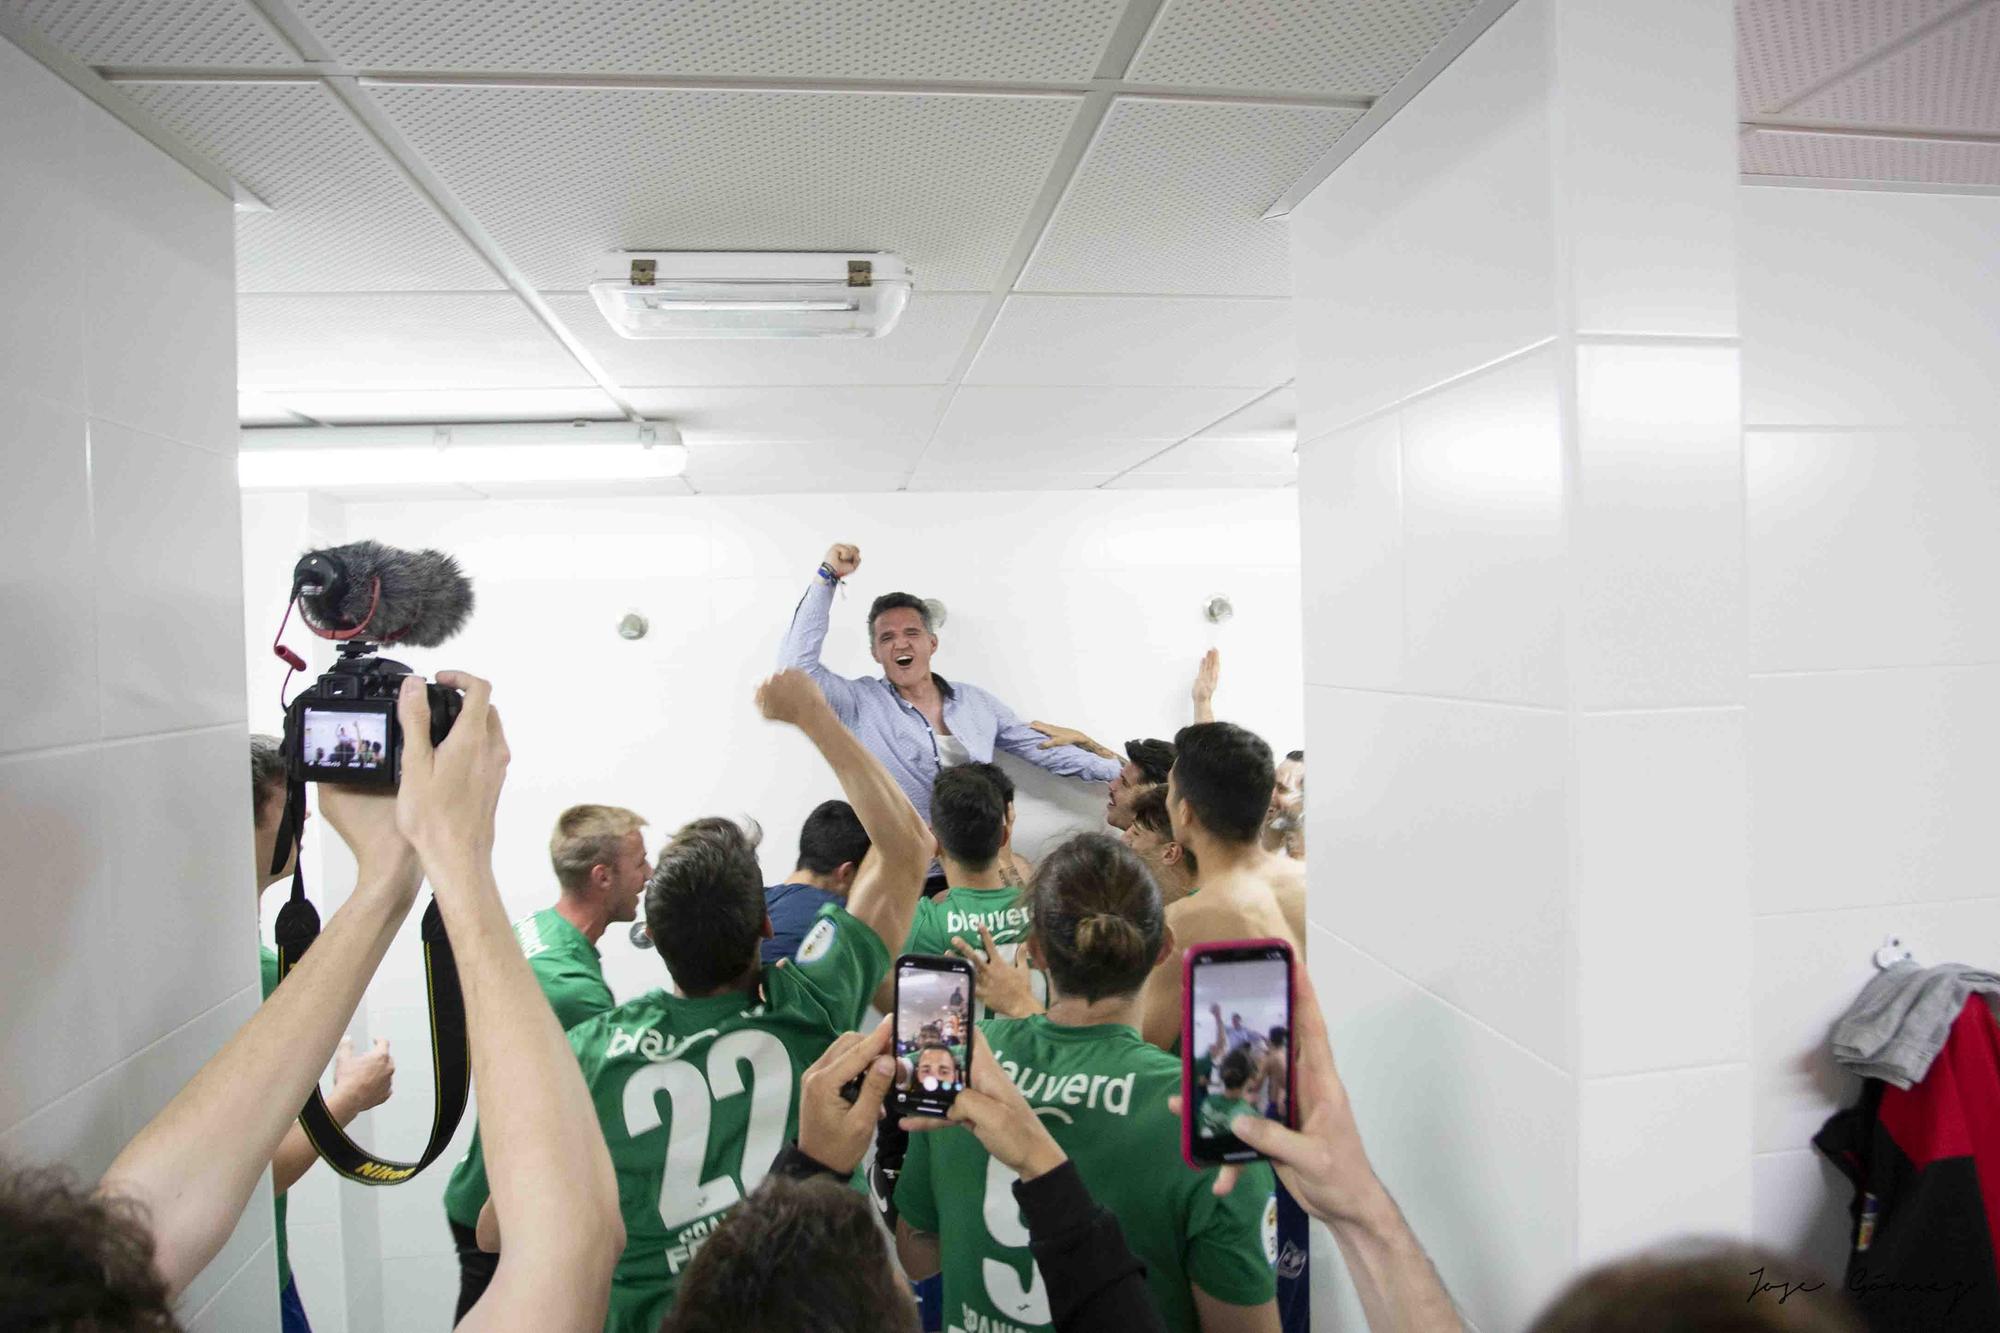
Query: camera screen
300,707,391,776
1189,953,1291,1158
895,961,970,1114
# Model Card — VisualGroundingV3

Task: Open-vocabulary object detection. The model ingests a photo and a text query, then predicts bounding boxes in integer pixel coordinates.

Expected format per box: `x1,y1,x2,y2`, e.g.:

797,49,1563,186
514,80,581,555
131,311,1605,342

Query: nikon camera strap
270,779,471,1185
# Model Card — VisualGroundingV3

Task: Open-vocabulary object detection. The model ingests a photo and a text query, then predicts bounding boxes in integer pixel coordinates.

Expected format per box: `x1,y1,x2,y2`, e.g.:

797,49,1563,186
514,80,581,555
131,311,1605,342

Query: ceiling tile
621,387,950,444
294,0,1125,81
1785,2,2000,132
13,0,298,66
1020,98,1363,295
1197,387,1297,441
119,81,499,292
546,291,986,387
1740,129,2000,186
267,387,625,423
905,472,1119,492
370,84,1082,292
238,293,594,390
1130,0,1479,95
923,385,1254,472
689,439,928,475
1105,471,1297,490
965,295,1294,386
1127,437,1297,475
1736,0,1963,114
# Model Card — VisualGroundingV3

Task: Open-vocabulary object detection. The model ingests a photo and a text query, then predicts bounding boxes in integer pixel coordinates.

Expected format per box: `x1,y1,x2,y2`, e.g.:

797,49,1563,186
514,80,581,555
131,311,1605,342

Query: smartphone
893,953,974,1117
1182,939,1295,1168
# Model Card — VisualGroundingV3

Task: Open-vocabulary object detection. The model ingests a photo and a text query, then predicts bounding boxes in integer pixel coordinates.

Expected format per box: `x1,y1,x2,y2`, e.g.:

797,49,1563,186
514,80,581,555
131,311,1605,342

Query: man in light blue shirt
777,541,1121,825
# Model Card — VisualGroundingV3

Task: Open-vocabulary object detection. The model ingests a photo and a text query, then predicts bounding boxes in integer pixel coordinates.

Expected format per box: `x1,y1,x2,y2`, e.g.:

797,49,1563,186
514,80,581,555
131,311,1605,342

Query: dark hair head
1171,723,1275,845
1220,1047,1254,1091
0,1164,178,1330
646,817,766,995
1268,1026,1288,1047
1131,786,1198,875
930,764,1010,870
1025,833,1164,1003
1529,1240,1861,1333
867,592,933,638
249,733,286,816
662,1175,918,1333
1285,750,1304,764
1124,738,1176,785
795,800,869,876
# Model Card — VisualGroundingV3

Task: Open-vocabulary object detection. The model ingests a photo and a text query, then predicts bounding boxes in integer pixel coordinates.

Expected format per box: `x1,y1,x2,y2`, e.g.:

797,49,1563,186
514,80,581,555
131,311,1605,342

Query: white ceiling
5,0,1992,495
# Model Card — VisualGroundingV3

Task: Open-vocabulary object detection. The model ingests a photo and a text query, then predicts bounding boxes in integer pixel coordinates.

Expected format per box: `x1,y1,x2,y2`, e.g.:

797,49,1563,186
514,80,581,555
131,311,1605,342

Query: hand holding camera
902,1028,1067,1184
394,671,509,886
798,1017,898,1175
317,782,420,902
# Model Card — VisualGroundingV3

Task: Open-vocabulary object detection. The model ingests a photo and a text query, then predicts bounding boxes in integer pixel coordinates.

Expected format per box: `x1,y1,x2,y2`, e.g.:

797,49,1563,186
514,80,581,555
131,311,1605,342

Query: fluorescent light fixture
238,420,686,490
589,251,911,340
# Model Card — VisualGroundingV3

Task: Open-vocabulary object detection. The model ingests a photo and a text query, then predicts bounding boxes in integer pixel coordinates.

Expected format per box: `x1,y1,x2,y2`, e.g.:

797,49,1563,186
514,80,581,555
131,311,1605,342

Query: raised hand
756,667,834,728
950,923,1043,1019
1193,648,1220,722
1030,721,1087,751
797,1018,898,1175
394,670,509,881
824,543,862,578
332,1036,395,1114
318,782,421,895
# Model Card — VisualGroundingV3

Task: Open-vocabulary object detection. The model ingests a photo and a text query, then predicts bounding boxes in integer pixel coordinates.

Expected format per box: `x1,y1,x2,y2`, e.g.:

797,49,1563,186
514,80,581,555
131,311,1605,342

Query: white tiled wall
1289,0,1744,1326
0,30,260,1326
1741,186,2000,1279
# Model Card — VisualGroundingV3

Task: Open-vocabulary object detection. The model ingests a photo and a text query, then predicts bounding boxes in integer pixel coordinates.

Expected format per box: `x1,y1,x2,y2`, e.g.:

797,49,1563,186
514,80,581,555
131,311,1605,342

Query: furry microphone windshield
292,541,475,647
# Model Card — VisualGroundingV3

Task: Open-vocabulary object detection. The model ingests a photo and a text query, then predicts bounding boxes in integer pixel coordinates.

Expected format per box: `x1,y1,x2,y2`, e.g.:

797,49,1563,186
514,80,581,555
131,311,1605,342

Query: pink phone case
1180,938,1294,1171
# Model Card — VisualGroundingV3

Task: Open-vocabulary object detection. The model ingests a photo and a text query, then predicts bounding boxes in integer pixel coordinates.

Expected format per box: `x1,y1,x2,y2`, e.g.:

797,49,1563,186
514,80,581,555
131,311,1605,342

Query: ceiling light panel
619,387,952,445
1735,0,1963,114
1784,3,2000,133
1740,130,2000,185
263,387,626,424
545,291,987,387
370,86,1082,292
238,391,308,426
967,295,1295,386
1130,0,1480,96
238,293,595,390
295,0,1125,81
1021,98,1364,295
12,0,298,65
120,82,500,292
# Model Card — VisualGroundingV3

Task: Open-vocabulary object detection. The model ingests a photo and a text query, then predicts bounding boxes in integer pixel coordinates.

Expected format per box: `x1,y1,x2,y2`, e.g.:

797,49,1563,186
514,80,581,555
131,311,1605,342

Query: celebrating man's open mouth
894,653,915,669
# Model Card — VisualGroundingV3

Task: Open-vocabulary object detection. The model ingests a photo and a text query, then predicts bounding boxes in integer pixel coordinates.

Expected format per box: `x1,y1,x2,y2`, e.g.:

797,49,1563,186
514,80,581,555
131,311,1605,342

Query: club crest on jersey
796,917,837,964
1263,1194,1280,1266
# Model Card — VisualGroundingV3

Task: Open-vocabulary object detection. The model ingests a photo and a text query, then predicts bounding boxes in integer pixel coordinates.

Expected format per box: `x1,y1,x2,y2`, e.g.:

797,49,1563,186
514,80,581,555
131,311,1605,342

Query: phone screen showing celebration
1183,941,1294,1166
894,955,973,1117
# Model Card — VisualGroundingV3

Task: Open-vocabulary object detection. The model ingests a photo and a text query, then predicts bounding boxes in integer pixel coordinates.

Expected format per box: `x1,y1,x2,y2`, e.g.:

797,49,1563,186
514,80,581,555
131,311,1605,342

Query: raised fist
824,543,861,578
756,668,831,726
334,1036,395,1113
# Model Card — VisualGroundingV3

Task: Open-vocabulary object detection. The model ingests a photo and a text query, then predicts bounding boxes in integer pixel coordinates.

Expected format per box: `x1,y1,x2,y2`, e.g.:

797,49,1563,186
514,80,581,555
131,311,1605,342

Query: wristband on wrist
817,562,840,584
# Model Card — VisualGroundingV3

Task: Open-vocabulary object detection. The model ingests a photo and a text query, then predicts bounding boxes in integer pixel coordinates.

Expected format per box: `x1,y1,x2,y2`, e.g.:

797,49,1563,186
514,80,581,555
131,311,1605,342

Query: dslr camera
279,542,473,789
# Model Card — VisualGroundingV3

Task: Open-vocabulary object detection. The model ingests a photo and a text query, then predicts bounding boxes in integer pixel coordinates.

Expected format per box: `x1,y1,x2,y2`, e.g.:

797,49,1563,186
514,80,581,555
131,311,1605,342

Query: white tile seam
1312,924,1574,1078
1579,703,1748,718
6,983,259,1130
1302,683,1566,714
1296,334,1561,448
1581,1059,1749,1086
1752,893,2000,921
0,719,248,767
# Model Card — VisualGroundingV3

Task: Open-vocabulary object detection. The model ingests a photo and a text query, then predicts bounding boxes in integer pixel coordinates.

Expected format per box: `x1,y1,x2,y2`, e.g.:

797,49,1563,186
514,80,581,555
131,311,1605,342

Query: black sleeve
1015,1162,1167,1333
770,1143,847,1183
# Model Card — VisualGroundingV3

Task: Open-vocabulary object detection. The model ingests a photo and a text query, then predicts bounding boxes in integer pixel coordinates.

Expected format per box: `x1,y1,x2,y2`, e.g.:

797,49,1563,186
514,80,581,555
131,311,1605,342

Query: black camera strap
271,779,471,1185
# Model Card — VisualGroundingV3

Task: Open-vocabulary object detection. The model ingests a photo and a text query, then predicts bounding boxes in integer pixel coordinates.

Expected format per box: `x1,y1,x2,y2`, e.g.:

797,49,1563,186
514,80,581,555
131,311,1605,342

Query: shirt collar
875,672,957,701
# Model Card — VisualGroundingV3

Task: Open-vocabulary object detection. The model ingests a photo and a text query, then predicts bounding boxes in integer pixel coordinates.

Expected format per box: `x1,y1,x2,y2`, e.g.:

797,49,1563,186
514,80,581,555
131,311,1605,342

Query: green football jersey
1196,1091,1262,1140
258,946,292,1290
443,909,617,1228
903,886,1049,1021
570,905,888,1333
896,1016,1277,1333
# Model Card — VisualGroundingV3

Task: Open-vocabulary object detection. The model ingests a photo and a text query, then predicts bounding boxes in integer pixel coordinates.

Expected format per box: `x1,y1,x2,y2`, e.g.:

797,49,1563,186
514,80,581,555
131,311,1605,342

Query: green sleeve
1184,1160,1278,1306
779,905,890,1030
892,1123,939,1234
901,897,943,956
537,962,615,1031
259,945,279,1001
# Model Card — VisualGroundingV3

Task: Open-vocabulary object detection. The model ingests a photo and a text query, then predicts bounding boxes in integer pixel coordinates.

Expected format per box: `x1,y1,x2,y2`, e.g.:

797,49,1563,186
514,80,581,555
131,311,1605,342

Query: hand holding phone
1181,939,1295,1169
893,953,974,1117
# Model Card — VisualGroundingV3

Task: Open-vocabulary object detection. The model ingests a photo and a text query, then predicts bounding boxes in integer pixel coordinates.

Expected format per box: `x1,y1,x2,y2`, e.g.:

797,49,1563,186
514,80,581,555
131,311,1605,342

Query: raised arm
96,788,423,1297
776,544,866,721
757,668,931,954
395,673,623,1333
992,695,1122,784
1193,649,1220,724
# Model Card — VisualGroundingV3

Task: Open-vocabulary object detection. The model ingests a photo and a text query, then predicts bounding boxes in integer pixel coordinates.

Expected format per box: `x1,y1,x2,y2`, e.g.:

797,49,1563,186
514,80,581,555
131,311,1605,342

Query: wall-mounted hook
1873,935,1915,970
